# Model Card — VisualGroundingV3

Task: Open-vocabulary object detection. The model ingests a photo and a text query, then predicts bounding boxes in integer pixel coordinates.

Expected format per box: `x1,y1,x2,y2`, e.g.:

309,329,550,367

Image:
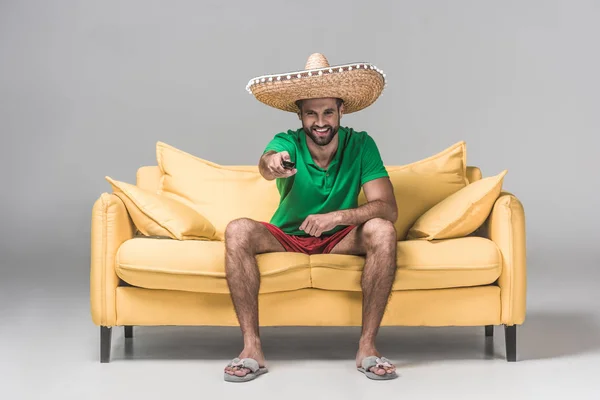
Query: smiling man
223,53,398,382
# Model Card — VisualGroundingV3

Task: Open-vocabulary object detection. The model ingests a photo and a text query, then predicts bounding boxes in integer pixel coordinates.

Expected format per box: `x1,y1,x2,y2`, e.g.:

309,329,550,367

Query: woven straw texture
247,53,386,114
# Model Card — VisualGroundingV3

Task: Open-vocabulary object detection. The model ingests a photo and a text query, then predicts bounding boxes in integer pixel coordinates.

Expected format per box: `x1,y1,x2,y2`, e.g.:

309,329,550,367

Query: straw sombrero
246,53,387,114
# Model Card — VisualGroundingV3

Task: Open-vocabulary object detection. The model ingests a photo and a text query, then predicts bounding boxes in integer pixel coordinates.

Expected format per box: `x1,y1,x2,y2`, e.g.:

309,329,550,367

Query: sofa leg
101,326,112,363
485,325,494,337
124,326,133,338
504,325,517,362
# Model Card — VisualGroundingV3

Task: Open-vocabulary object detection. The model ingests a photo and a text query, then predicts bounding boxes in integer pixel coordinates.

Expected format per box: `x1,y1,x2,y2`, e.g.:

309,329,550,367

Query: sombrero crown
246,53,387,114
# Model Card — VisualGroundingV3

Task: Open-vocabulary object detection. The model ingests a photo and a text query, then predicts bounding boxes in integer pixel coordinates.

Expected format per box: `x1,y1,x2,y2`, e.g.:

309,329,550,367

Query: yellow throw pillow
155,141,281,240
105,176,216,240
407,169,508,240
359,141,469,240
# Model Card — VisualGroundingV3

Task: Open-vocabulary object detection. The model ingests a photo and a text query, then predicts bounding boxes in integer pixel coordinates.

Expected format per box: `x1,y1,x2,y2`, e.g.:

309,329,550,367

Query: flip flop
357,356,398,380
224,357,268,383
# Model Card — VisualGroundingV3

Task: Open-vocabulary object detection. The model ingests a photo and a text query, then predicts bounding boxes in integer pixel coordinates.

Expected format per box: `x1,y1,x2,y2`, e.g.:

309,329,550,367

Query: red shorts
260,222,355,255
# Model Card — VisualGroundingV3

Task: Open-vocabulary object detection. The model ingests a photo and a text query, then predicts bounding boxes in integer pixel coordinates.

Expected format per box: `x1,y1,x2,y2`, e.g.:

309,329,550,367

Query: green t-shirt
262,126,389,236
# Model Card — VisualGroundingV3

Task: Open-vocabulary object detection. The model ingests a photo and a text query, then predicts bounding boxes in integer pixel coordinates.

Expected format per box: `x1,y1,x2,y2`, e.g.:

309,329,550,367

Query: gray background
2,0,599,277
2,1,599,398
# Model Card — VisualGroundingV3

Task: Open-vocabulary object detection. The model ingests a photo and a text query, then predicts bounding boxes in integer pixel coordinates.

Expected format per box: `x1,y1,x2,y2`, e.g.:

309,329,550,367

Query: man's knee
225,218,256,248
362,218,396,248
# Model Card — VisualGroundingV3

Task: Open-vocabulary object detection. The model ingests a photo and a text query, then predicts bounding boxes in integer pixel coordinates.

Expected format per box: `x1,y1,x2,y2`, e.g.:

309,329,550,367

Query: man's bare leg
223,218,285,378
330,218,398,376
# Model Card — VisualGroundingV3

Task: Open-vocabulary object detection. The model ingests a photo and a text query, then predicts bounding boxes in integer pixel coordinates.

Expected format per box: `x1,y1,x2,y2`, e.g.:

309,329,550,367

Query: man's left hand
299,213,340,237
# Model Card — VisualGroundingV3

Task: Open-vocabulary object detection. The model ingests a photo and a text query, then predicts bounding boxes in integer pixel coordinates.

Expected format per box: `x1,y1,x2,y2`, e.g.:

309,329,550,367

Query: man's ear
339,103,345,118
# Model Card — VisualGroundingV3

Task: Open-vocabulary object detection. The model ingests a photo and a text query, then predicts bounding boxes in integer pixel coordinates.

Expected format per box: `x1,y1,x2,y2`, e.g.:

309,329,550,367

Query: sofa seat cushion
115,236,500,294
115,238,311,294
310,237,501,291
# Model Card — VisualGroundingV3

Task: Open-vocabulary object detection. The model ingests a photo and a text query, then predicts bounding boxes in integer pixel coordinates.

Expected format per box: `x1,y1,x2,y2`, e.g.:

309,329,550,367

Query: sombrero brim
246,62,387,114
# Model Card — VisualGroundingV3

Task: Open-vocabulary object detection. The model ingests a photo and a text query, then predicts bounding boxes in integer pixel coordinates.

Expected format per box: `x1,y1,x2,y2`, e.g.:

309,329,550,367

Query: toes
368,365,396,375
370,367,386,376
225,366,250,377
234,368,250,377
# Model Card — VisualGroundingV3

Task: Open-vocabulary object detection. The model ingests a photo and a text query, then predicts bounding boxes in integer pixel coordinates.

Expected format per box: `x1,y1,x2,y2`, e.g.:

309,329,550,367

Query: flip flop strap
362,356,393,370
229,358,259,372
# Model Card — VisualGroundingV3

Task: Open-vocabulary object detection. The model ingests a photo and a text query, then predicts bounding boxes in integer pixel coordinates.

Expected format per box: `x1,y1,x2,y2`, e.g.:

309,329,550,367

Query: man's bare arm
259,151,277,180
331,177,398,225
258,150,296,181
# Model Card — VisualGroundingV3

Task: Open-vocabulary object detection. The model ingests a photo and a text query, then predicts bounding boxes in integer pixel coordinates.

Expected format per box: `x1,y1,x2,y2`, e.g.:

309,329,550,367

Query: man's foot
356,345,397,377
224,346,266,378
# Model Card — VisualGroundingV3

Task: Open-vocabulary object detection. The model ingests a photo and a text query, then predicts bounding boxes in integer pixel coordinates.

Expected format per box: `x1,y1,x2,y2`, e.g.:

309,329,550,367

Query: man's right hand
260,151,297,180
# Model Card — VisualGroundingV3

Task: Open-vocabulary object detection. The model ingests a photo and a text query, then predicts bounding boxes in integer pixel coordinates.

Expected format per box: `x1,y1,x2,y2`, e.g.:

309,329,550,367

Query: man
223,53,398,382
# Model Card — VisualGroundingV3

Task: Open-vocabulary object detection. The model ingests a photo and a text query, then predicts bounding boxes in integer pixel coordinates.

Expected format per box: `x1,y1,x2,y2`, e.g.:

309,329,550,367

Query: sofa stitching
309,263,500,271
308,256,314,288
116,264,312,292
495,239,503,321
100,194,108,326
507,196,515,323
115,260,500,287
116,262,312,277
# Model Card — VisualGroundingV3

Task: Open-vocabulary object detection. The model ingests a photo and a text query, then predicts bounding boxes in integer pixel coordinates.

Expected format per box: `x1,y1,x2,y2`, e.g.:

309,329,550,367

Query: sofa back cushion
106,176,216,240
156,142,281,240
137,164,482,193
358,141,469,239
147,141,471,241
407,169,507,240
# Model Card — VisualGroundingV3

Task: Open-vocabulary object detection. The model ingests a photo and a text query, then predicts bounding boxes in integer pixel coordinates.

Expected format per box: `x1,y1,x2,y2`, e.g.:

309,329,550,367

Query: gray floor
3,248,600,399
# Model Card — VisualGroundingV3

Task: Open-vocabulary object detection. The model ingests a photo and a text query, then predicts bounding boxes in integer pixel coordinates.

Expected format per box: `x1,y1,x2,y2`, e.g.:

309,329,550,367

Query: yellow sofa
90,141,526,363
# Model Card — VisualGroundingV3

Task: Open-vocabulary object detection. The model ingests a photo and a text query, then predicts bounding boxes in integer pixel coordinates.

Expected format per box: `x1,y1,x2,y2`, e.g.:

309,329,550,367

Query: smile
313,127,330,136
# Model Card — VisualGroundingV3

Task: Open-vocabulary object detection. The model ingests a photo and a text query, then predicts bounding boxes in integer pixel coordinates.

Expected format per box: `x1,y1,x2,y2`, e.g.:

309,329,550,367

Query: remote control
282,160,296,169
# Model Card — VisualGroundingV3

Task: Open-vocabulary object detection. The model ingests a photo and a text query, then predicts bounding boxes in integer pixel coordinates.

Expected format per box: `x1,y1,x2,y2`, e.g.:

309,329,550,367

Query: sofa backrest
136,165,482,193
136,164,482,240
467,166,482,182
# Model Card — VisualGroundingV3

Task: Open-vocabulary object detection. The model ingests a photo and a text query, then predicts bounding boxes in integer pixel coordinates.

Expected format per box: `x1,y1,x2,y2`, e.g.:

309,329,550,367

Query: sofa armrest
90,192,135,326
481,191,527,325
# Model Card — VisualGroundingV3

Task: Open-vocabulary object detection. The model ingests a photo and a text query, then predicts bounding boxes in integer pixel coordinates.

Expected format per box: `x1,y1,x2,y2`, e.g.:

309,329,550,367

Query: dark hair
296,98,344,112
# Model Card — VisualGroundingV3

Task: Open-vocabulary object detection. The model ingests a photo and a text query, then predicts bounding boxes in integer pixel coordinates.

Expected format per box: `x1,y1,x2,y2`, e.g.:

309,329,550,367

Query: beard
303,124,339,146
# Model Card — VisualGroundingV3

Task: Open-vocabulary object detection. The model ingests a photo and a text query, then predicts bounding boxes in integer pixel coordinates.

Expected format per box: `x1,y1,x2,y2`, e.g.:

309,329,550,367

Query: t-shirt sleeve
263,132,297,160
361,134,389,186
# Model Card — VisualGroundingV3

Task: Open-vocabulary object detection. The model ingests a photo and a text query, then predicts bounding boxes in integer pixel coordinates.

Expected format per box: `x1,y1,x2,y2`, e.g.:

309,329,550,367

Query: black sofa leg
101,326,112,363
504,325,517,362
485,325,493,337
125,326,133,338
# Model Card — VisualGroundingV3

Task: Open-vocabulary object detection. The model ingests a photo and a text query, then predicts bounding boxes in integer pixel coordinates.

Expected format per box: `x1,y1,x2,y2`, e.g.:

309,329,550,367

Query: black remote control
282,160,296,169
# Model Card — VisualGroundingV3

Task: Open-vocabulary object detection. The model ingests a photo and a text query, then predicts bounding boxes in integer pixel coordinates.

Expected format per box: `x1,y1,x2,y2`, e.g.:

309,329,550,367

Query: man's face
298,98,343,146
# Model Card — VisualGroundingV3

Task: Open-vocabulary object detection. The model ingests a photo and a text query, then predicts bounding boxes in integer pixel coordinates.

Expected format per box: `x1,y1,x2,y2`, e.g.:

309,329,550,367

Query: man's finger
307,222,315,236
314,225,323,237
